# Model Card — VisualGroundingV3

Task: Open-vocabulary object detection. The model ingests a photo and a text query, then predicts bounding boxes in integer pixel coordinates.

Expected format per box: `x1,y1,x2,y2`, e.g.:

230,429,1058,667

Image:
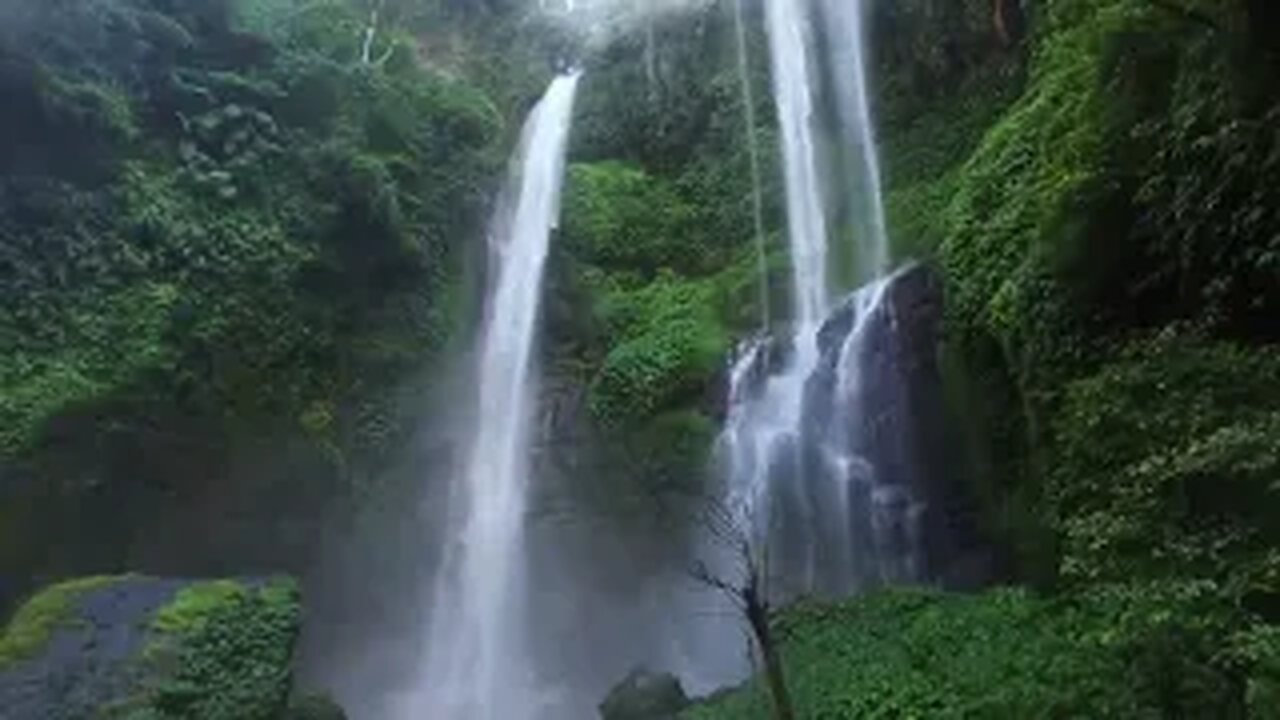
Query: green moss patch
0,575,124,667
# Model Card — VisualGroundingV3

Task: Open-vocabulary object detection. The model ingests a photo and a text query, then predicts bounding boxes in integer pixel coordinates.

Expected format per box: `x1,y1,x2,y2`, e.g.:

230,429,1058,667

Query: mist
533,0,714,45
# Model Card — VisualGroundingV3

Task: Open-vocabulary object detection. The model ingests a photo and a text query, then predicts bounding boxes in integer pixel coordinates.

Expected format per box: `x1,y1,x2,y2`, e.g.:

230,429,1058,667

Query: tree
688,500,795,720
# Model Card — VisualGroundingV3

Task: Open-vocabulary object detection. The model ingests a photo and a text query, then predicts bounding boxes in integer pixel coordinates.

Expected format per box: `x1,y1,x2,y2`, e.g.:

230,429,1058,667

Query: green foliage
684,583,1243,719
1051,336,1280,591
135,579,300,720
1130,47,1280,333
561,162,704,275
881,58,1023,260
877,0,1280,585
1234,623,1280,718
0,576,124,667
589,274,728,425
938,0,1166,347
0,0,501,472
571,5,739,174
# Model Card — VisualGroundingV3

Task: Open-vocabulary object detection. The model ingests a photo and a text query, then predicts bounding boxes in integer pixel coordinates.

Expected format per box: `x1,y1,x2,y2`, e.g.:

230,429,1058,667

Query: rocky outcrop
284,693,349,720
0,575,300,720
599,668,690,720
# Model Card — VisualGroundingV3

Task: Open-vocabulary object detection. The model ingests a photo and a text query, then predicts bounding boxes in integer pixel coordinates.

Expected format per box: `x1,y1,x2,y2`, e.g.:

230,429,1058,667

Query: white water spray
763,0,830,340
817,0,890,276
410,72,581,720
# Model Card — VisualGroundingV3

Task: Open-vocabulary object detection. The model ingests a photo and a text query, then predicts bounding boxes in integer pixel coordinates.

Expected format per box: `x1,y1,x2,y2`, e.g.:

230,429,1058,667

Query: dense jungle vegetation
2,0,1279,717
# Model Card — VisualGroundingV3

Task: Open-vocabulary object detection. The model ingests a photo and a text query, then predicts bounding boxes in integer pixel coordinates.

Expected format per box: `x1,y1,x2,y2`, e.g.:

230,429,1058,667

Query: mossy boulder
0,575,300,720
600,668,690,720
283,693,348,720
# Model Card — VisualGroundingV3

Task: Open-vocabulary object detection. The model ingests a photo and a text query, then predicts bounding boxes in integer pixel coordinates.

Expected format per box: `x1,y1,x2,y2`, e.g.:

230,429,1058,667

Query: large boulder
599,668,689,720
0,575,300,720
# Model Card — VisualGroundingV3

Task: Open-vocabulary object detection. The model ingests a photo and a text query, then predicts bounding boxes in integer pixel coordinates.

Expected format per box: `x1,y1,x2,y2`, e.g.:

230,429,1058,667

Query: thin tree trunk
745,578,795,720
993,0,1010,46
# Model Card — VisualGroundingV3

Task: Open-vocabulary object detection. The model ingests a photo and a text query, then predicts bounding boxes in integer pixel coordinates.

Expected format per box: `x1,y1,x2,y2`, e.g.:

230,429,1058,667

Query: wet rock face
722,262,984,598
599,668,690,720
807,262,985,591
0,576,301,720
796,263,950,592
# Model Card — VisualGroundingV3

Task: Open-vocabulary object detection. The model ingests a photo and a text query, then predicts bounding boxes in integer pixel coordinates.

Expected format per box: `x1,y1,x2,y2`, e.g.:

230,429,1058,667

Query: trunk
993,0,1009,45
745,582,794,720
993,0,1026,47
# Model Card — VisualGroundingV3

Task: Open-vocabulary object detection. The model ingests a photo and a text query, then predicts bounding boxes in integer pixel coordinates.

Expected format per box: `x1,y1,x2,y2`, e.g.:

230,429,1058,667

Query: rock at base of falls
723,261,993,598
599,668,690,720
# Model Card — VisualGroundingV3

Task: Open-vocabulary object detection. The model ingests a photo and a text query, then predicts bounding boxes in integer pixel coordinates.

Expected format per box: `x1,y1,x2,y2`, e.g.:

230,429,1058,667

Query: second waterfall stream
409,72,581,720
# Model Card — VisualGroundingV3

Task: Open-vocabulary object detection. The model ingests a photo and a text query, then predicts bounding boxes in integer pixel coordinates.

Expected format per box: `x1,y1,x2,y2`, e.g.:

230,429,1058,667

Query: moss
149,580,247,636
0,575,125,667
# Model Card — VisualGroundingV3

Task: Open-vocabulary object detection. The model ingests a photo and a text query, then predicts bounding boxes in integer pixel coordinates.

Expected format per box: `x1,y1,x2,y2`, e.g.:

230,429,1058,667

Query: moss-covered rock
0,576,123,669
283,693,348,720
0,576,300,720
600,668,690,720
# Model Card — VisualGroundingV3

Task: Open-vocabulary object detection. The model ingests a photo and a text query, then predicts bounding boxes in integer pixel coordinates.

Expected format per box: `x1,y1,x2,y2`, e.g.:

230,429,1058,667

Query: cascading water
762,0,830,340
409,72,581,720
719,0,932,599
817,0,890,275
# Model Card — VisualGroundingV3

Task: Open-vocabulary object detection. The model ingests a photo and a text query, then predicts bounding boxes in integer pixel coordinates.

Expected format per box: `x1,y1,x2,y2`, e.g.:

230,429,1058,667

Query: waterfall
817,0,890,276
763,0,830,340
410,72,581,720
719,0,931,599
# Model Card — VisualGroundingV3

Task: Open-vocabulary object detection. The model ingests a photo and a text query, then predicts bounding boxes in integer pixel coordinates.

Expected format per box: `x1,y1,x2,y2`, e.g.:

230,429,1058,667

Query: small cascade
817,0,890,276
720,267,943,598
409,73,581,720
763,0,830,341
718,0,936,600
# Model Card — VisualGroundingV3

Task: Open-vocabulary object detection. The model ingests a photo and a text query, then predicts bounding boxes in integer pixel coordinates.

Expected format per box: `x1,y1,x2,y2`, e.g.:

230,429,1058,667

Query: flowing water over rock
721,266,953,597
409,73,581,720
720,0,931,599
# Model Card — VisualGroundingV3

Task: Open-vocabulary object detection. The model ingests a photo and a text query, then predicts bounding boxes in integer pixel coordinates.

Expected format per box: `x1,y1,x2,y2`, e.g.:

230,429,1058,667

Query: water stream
409,72,581,720
721,0,928,599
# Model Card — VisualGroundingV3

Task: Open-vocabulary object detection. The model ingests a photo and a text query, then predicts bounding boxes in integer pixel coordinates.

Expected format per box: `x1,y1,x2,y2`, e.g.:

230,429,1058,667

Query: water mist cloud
534,0,714,45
